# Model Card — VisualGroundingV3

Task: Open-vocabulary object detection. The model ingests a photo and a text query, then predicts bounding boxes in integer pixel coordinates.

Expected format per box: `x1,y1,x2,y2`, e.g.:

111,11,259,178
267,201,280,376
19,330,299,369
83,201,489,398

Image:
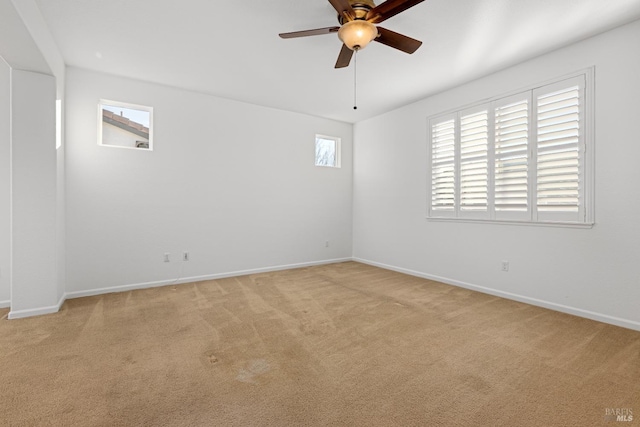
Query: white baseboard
8,293,66,320
18,256,637,333
0,300,10,309
353,257,640,332
65,257,353,300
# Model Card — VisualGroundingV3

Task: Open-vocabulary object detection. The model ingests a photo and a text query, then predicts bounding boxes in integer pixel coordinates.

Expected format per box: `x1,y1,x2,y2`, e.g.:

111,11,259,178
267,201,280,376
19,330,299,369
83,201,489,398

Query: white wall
353,19,640,330
56,102,65,304
65,68,353,295
10,69,58,317
12,0,67,308
0,57,10,306
0,0,65,316
0,0,51,76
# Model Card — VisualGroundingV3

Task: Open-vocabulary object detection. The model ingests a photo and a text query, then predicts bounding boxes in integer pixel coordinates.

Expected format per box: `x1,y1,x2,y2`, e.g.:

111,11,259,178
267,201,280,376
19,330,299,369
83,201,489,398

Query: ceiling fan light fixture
338,20,378,51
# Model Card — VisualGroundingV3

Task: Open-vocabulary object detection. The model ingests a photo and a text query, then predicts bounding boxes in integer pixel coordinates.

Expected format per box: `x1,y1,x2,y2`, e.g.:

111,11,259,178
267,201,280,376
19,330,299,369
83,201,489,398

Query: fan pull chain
353,49,358,110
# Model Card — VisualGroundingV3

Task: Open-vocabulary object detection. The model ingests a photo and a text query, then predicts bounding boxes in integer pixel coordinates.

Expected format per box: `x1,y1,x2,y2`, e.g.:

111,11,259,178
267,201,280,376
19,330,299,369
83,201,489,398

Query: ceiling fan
279,0,425,68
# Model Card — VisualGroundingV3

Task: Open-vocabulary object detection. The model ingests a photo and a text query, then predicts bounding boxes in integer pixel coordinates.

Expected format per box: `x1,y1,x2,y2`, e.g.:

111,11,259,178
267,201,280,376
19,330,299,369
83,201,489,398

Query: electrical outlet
501,261,509,272
325,241,329,248
164,253,170,263
183,252,189,262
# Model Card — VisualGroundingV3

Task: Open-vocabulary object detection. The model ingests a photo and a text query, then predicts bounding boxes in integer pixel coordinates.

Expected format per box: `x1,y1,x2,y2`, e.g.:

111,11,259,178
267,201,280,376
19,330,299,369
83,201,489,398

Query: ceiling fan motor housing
338,0,376,24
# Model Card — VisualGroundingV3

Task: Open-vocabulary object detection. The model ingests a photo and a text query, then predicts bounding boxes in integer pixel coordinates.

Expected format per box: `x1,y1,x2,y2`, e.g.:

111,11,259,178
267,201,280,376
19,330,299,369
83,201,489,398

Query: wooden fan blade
375,27,422,53
335,44,354,68
328,0,356,21
279,26,340,39
366,0,425,24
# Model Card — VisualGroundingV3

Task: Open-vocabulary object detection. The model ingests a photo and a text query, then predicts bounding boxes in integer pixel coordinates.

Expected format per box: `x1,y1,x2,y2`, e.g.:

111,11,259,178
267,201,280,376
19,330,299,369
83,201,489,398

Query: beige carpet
0,262,638,426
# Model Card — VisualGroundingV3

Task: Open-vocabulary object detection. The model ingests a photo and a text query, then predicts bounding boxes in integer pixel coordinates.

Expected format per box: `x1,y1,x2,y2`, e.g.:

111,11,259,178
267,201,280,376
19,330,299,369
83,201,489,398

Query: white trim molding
65,258,353,300
8,293,66,319
6,258,352,319
353,257,640,332
11,256,638,334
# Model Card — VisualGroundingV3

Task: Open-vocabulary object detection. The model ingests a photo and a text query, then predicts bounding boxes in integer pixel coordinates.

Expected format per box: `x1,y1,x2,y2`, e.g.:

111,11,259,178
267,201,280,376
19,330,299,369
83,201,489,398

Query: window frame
426,69,594,227
98,99,154,151
315,134,341,168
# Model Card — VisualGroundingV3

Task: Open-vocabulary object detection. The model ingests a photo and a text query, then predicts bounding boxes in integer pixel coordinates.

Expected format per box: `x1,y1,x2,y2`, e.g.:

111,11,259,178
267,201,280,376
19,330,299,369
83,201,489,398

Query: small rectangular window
98,100,153,150
315,135,341,168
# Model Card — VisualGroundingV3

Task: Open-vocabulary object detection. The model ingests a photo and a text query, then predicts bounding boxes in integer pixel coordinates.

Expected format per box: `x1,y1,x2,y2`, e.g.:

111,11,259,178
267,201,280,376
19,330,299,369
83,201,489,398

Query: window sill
426,216,594,229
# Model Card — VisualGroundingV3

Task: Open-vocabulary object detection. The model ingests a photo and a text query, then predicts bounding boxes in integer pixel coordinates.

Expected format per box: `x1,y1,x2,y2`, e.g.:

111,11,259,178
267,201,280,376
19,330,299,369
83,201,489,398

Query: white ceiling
35,0,640,123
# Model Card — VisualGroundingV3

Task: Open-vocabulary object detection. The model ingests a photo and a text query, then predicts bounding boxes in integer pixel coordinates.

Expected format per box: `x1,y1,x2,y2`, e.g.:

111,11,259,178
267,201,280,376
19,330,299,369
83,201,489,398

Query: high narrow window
427,71,592,226
98,100,153,150
56,99,62,150
315,135,341,168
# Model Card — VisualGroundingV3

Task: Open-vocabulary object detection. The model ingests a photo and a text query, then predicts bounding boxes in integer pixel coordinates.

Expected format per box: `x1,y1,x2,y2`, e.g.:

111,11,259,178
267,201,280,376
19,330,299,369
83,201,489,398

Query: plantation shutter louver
430,117,456,214
494,97,530,219
460,110,489,214
535,76,585,222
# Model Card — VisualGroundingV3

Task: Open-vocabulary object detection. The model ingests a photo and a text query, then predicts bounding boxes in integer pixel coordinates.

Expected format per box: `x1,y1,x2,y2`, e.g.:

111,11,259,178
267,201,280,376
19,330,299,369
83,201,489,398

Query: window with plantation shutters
427,70,593,226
